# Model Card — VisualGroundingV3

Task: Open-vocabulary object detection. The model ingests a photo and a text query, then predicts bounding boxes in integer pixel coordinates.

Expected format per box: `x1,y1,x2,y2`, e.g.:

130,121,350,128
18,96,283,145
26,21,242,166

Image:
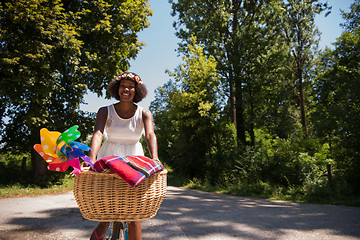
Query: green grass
1,168,359,207
0,176,74,199
0,153,75,198
1,157,359,207
181,176,360,207
2,173,359,207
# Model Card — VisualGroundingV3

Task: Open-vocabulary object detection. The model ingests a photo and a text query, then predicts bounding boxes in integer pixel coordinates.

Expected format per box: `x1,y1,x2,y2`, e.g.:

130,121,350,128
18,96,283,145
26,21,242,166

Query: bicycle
106,221,128,240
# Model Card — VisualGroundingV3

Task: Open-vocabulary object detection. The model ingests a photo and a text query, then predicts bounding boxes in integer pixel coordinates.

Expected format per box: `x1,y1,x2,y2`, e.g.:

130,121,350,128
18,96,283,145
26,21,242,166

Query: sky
79,0,355,114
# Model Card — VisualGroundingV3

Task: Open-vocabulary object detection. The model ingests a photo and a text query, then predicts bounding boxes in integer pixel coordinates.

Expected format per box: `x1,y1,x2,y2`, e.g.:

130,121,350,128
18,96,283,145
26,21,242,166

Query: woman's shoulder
141,106,153,119
96,105,110,119
98,105,109,113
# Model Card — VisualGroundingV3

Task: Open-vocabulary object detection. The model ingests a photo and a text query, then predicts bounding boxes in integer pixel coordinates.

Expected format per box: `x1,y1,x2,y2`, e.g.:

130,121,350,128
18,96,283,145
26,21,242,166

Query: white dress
97,104,145,159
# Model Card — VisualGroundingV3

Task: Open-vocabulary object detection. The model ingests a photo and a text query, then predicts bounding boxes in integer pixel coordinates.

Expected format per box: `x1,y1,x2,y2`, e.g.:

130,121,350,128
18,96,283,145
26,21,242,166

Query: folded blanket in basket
122,155,164,177
93,155,164,188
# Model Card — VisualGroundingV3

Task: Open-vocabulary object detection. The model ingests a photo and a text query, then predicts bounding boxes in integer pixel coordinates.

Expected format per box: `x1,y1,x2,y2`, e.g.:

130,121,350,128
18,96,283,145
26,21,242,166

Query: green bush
0,152,70,188
231,129,333,188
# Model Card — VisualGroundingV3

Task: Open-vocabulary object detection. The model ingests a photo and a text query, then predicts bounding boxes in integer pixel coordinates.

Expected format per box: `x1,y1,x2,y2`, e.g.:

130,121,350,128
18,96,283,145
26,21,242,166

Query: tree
0,0,151,176
170,0,274,145
150,37,233,181
314,0,360,192
278,0,330,131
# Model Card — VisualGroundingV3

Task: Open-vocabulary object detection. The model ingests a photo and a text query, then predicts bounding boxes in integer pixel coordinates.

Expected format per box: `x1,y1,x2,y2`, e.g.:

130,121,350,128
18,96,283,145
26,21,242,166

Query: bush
0,152,70,188
231,129,333,188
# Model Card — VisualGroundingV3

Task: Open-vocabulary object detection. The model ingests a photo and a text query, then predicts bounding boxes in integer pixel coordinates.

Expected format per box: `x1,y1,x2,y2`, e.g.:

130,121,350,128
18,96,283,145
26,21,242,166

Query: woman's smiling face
118,79,136,102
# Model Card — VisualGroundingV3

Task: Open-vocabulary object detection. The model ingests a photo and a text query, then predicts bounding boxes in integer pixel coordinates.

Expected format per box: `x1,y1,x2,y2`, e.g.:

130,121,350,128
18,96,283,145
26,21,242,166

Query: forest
1,0,359,204
151,0,360,204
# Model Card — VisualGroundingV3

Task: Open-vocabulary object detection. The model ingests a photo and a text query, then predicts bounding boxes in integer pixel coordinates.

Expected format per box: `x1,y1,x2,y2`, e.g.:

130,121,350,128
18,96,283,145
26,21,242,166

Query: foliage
0,152,70,188
276,0,330,131
183,127,360,206
151,37,234,182
313,0,360,193
169,0,328,145
185,175,360,207
231,129,333,187
1,0,360,205
147,0,360,203
170,0,281,144
0,0,152,155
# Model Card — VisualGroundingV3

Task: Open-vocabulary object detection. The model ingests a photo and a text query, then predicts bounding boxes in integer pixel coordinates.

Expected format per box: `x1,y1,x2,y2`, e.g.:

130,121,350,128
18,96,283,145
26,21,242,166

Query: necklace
118,105,134,118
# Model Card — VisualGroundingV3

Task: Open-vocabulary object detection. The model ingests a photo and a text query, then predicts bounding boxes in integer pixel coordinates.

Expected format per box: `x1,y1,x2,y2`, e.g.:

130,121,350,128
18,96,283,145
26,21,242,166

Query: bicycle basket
73,170,167,222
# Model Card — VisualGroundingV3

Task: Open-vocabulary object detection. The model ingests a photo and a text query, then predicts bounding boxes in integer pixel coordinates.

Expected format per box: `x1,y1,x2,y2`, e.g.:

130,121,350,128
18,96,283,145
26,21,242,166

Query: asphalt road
0,186,359,240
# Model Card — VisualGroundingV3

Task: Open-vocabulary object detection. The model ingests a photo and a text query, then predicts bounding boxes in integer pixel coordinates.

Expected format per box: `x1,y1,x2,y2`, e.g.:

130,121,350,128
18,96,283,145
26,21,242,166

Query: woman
88,72,158,240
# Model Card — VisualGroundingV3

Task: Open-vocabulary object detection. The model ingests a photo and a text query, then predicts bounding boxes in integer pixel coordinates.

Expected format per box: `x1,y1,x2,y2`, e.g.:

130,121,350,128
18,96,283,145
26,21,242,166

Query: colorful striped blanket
93,155,164,188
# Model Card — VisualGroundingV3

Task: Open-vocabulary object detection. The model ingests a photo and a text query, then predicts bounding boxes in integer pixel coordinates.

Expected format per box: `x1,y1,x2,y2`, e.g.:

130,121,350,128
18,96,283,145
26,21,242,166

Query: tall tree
170,0,273,145
0,0,151,174
314,0,360,192
150,37,231,180
278,0,330,131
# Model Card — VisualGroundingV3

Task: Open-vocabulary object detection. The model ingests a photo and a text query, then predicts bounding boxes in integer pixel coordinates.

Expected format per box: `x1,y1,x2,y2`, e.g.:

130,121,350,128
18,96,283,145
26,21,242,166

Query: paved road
0,186,359,240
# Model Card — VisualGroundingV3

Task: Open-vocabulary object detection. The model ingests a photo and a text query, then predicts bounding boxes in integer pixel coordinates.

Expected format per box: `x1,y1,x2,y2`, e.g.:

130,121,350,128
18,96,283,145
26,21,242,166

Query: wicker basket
73,170,167,222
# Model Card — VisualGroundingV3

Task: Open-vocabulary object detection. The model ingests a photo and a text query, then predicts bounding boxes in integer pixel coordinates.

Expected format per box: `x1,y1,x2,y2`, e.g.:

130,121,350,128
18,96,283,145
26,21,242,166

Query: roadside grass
3,175,359,207
0,154,75,198
180,177,360,207
2,162,359,207
0,176,74,199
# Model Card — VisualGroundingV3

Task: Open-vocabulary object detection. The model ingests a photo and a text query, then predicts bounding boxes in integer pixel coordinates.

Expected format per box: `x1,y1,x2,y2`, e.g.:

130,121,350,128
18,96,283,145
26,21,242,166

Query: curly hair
107,72,148,103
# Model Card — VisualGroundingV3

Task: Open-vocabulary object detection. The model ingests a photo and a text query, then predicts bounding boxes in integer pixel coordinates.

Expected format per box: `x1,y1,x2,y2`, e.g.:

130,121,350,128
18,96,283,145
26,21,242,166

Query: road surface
0,186,359,239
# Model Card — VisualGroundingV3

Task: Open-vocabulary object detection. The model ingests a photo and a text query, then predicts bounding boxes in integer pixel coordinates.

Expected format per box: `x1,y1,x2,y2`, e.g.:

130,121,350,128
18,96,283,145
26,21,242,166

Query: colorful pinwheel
33,125,93,175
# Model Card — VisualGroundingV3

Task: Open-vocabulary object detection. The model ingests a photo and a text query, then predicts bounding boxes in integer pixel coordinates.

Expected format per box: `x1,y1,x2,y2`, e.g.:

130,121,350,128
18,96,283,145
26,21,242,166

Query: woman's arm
88,106,108,164
142,108,158,160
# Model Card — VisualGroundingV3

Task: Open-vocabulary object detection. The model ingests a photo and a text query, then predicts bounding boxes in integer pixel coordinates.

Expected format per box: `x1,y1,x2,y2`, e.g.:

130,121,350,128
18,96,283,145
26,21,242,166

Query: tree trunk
21,156,27,173
229,74,237,129
249,99,255,146
230,0,239,134
31,148,49,181
235,78,246,145
297,63,307,131
327,164,333,188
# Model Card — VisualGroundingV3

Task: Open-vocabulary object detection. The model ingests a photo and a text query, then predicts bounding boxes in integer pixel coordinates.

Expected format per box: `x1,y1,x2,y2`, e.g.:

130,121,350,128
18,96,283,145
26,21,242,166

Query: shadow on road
143,186,360,239
1,206,96,240
6,207,81,227
1,186,360,240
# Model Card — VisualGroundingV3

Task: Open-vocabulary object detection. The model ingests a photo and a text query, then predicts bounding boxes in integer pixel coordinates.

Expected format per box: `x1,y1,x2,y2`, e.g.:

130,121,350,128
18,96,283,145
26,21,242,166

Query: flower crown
116,72,142,85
